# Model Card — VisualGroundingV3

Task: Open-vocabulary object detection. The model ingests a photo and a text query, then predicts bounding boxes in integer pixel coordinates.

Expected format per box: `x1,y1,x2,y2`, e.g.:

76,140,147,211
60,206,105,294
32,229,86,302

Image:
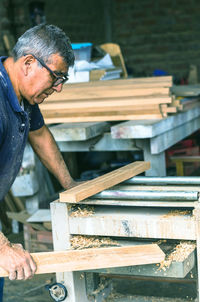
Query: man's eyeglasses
24,53,68,86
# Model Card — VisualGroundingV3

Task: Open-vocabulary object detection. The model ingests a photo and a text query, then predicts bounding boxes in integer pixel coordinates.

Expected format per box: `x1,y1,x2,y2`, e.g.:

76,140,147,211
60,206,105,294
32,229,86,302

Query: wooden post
50,201,89,302
136,140,166,176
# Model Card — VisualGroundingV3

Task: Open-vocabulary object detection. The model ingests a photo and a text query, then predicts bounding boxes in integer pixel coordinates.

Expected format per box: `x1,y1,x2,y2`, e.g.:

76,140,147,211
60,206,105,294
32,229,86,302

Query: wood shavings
69,204,95,217
103,292,124,301
70,235,120,250
91,277,110,296
159,241,196,271
162,210,193,218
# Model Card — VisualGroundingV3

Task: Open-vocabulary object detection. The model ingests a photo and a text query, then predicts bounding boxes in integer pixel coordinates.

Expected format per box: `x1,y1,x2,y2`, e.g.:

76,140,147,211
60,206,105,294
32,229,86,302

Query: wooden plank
43,113,164,124
160,104,177,114
44,105,163,115
40,96,172,110
43,108,164,124
60,161,150,203
64,80,172,89
0,244,165,277
43,108,163,118
46,87,170,101
40,97,172,112
62,76,173,89
89,240,196,278
41,105,163,115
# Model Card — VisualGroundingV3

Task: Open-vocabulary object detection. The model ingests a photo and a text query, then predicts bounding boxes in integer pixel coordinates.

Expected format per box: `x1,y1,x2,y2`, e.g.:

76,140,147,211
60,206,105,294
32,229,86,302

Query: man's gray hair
12,24,75,66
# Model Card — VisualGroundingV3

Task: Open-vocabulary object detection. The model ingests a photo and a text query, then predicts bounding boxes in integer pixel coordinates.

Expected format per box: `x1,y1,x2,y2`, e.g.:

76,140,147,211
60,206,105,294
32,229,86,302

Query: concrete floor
3,273,55,302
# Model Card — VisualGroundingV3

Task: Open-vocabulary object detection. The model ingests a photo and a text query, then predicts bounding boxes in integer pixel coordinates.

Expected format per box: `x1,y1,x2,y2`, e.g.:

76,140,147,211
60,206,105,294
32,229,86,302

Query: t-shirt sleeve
29,104,44,131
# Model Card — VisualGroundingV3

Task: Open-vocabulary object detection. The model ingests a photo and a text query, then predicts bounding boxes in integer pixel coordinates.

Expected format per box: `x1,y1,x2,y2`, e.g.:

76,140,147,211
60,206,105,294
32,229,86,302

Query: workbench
49,106,200,176
50,176,200,301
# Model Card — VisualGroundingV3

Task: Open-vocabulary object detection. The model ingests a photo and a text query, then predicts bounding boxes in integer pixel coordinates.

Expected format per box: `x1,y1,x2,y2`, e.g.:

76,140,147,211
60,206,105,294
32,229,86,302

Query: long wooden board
42,106,162,116
41,105,163,115
40,96,172,110
47,87,170,101
44,114,164,124
62,76,173,89
0,244,165,277
60,161,150,203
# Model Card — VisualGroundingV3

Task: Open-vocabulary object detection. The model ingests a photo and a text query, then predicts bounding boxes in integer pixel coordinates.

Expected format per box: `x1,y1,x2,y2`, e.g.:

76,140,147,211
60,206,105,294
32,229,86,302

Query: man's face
20,53,68,105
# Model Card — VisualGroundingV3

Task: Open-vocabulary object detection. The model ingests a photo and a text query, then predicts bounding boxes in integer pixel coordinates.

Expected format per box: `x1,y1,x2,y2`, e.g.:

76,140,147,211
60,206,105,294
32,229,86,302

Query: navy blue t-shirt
0,56,44,201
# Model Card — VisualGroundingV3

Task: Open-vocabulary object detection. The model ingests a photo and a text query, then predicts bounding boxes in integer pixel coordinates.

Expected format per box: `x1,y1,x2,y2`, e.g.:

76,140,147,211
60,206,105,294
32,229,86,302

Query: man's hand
0,243,36,280
66,180,82,190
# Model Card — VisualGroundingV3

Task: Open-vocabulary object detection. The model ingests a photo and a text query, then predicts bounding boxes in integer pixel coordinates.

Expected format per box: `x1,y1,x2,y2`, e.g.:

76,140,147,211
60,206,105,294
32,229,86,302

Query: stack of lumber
39,76,178,124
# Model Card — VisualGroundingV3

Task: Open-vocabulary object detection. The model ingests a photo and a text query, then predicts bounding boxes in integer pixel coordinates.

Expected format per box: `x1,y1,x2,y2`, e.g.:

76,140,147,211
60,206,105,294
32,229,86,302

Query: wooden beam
0,244,165,277
59,161,150,203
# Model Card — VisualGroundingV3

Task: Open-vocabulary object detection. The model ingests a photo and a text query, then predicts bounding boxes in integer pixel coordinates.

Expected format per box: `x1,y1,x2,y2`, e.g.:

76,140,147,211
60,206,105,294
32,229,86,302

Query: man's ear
22,55,35,76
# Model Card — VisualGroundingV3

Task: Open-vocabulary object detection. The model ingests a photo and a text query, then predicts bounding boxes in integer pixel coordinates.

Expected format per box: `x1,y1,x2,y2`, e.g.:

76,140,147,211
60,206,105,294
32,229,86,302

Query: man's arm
28,125,76,189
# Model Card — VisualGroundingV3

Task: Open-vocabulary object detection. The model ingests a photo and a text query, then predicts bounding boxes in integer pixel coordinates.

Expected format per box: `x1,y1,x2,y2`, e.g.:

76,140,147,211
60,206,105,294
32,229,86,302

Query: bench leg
50,201,89,302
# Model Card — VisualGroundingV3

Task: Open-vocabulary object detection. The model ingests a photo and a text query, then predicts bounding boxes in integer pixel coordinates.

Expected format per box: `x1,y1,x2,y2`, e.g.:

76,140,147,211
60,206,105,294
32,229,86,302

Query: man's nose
53,83,63,92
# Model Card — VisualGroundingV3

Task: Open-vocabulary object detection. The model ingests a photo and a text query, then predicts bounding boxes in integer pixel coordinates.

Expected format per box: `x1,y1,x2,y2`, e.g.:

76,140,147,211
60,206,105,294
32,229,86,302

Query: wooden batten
59,161,150,203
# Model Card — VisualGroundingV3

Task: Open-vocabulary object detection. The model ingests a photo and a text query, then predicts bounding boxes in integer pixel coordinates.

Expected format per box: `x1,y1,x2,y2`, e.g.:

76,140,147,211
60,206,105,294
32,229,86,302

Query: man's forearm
29,125,74,189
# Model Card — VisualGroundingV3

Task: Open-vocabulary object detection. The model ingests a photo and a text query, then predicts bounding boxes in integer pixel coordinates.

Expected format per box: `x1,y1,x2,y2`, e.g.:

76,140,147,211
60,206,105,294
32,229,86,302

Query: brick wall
1,0,200,81
112,0,200,81
45,0,105,44
0,0,13,55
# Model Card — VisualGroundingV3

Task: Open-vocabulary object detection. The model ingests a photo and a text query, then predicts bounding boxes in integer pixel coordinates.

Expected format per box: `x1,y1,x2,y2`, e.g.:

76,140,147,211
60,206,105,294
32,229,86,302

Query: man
0,23,76,293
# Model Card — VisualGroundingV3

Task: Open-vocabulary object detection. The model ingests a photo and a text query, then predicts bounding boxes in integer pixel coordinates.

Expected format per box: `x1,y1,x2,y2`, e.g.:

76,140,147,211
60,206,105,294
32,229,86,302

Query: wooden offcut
59,161,150,203
0,244,165,277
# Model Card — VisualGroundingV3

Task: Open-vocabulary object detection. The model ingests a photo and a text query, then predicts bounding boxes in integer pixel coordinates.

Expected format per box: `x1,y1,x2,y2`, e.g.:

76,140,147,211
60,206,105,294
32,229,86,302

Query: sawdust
103,292,124,301
69,204,95,217
70,235,120,250
159,241,196,271
162,210,193,218
91,277,110,295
